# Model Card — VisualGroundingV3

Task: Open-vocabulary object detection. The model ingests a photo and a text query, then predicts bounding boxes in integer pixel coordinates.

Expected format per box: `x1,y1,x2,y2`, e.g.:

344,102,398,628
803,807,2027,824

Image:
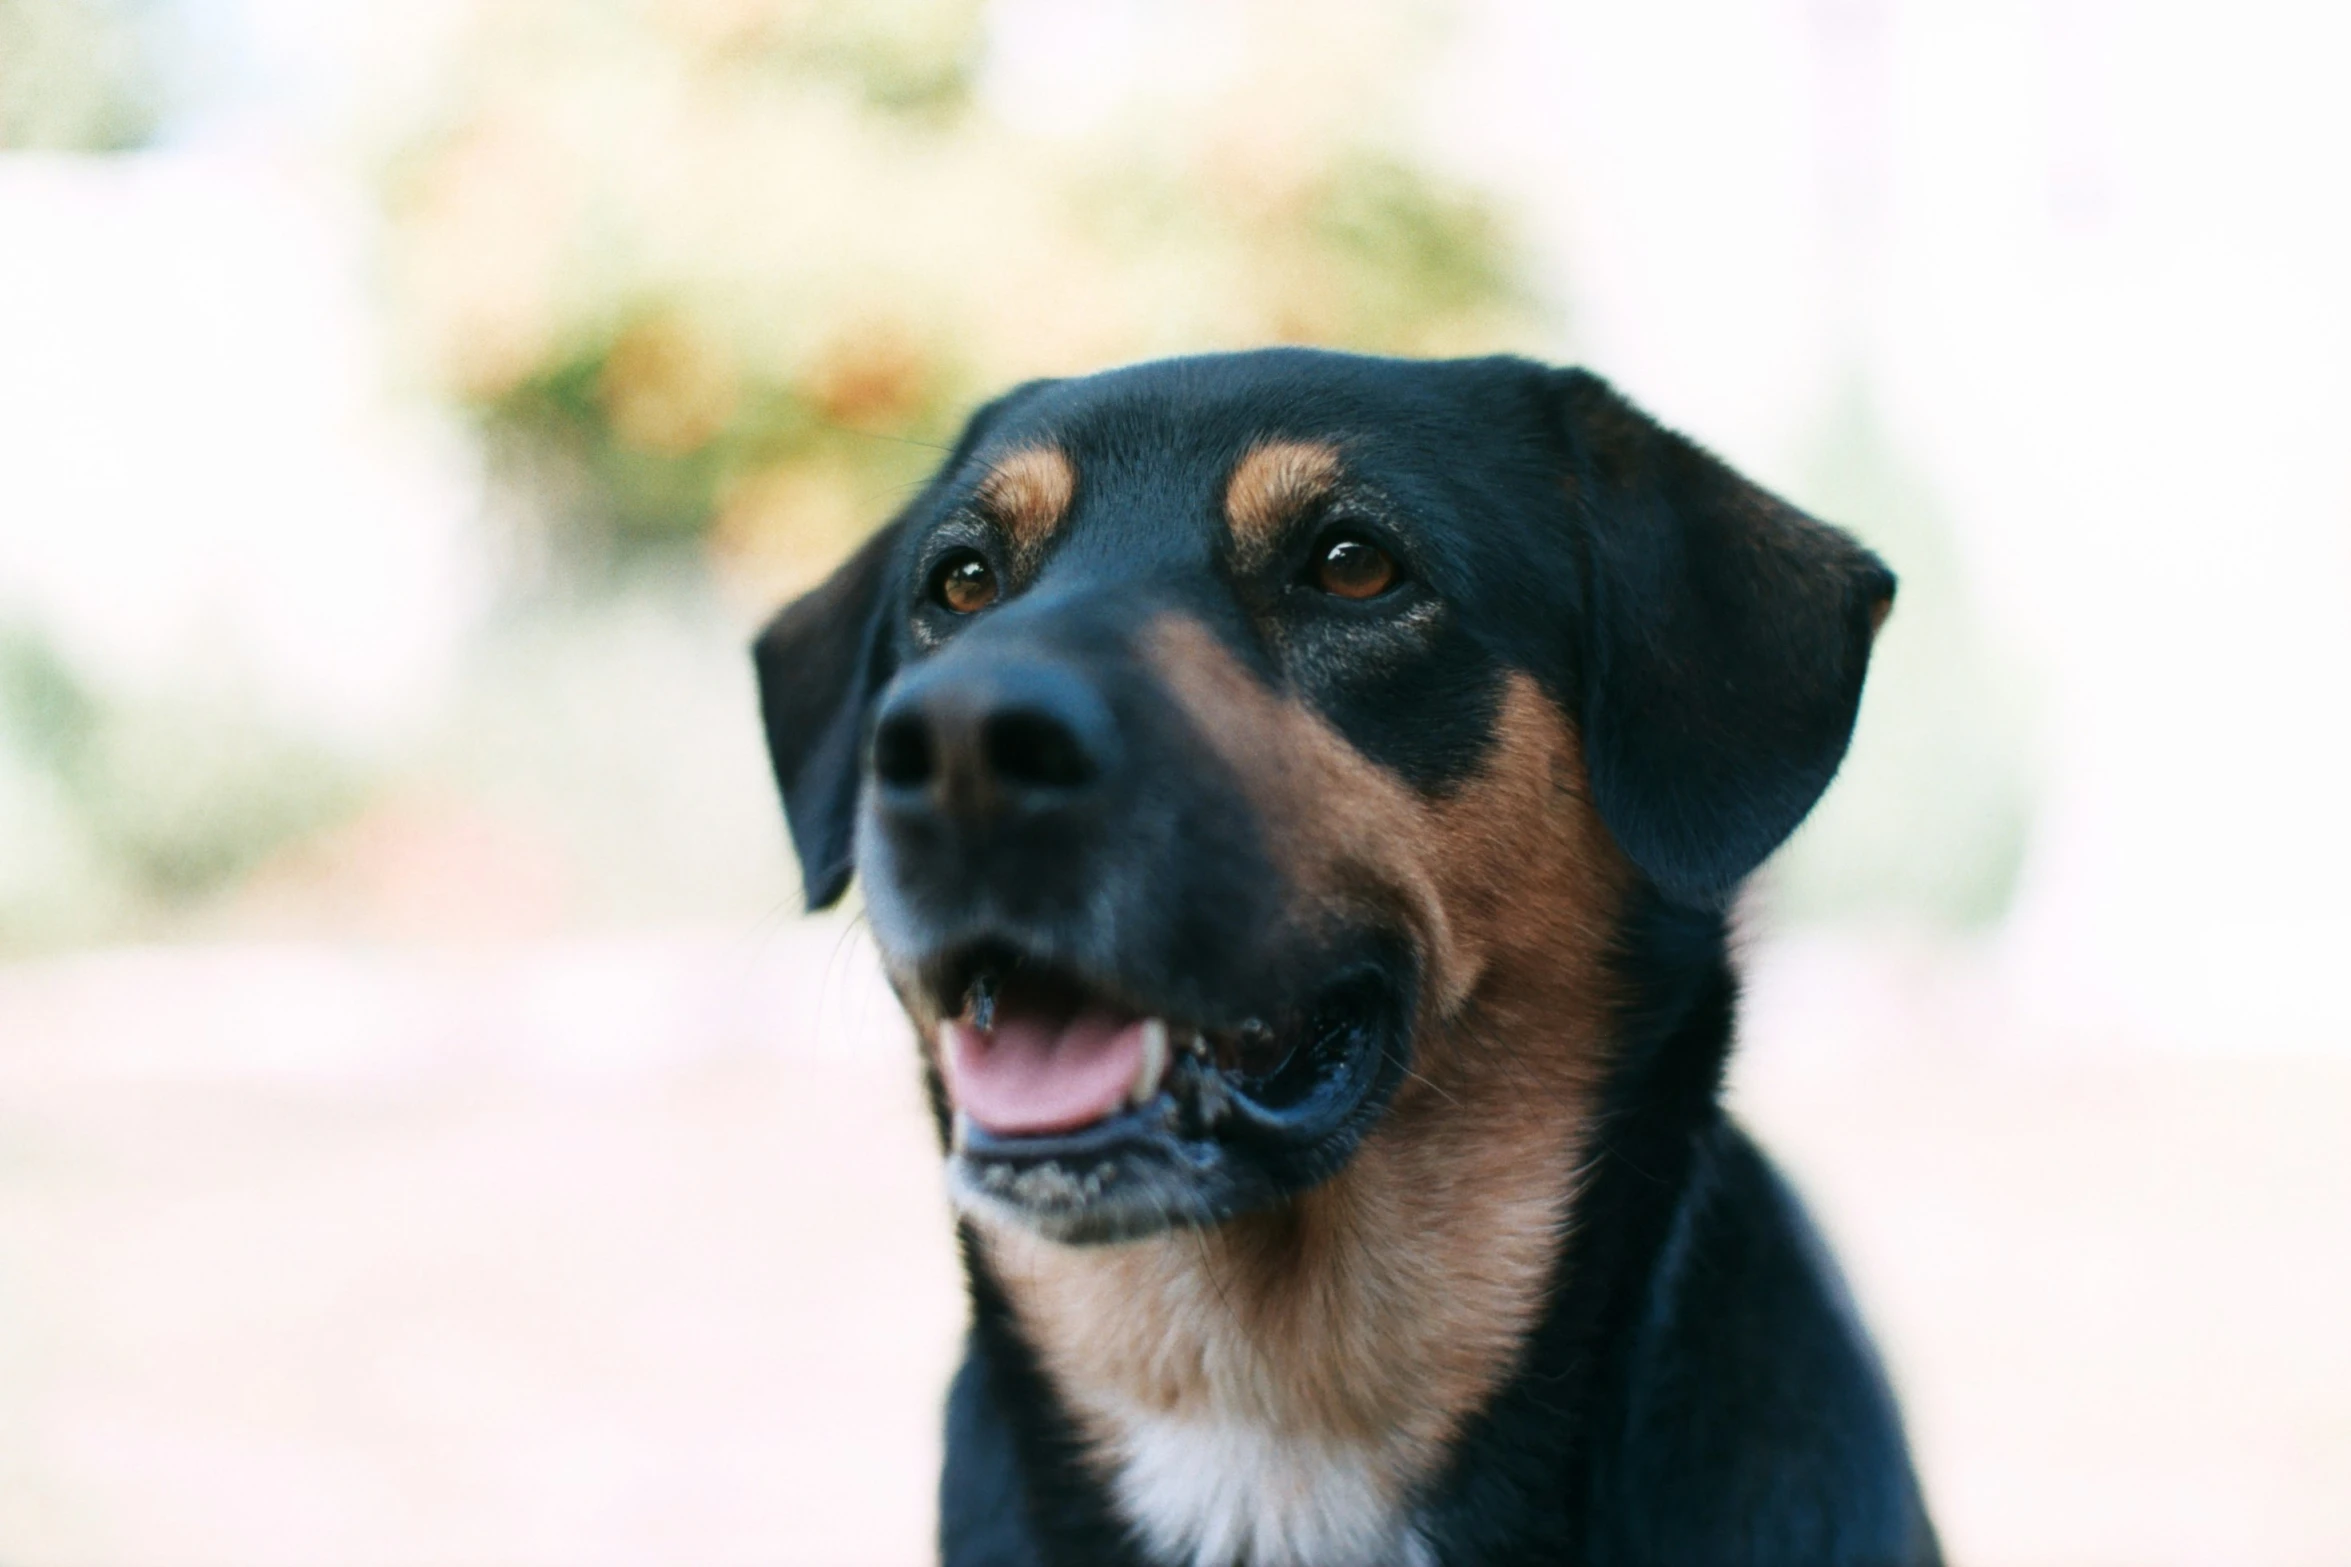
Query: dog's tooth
1130,1017,1170,1106
1191,1066,1231,1128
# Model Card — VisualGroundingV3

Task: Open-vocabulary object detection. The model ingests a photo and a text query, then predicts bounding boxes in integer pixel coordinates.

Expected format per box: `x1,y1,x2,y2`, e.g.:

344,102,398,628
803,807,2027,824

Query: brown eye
933,550,999,614
1313,534,1398,600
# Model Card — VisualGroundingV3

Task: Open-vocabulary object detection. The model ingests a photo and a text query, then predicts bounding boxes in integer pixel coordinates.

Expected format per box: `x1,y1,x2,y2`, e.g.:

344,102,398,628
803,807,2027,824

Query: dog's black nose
871,659,1118,821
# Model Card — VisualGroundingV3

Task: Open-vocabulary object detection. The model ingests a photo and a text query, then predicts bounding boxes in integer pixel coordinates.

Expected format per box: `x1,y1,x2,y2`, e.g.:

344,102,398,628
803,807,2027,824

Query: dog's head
756,350,1889,1244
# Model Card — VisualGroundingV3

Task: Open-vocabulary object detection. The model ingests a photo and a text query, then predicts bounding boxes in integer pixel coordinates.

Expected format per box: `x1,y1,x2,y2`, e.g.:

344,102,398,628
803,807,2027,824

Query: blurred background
1,0,2346,1561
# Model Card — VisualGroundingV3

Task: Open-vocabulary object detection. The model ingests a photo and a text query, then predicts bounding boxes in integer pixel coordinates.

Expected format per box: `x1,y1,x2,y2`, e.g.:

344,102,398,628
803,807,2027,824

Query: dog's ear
754,383,1053,909
1550,369,1894,908
754,518,906,910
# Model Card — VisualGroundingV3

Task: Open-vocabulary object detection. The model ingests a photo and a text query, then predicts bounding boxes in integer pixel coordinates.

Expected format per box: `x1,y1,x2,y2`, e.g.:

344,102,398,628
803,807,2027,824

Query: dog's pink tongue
944,1009,1147,1136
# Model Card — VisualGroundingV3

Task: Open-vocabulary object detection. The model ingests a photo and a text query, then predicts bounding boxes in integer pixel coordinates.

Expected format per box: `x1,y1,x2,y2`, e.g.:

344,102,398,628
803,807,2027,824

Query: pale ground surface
0,920,2344,1567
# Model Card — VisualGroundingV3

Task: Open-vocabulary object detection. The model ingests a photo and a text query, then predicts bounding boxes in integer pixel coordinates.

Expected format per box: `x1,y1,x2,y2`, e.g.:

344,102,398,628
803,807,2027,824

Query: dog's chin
906,937,1415,1246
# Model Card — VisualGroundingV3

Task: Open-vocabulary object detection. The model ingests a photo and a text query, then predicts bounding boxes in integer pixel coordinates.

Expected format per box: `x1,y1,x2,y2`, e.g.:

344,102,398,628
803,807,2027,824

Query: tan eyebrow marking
976,445,1078,556
1224,439,1341,572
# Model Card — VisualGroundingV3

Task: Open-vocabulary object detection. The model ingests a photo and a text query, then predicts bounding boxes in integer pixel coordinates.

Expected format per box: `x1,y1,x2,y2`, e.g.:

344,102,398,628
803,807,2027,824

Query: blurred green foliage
0,627,360,950
385,0,1528,590
0,0,161,151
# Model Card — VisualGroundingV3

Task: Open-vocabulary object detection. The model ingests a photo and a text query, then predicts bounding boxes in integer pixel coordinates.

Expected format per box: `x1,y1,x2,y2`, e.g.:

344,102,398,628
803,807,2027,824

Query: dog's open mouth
939,962,1345,1136
937,968,1170,1138
920,943,1410,1242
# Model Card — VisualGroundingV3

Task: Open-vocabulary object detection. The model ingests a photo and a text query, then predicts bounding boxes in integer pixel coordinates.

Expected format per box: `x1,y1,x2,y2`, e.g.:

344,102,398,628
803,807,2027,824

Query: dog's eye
1311,533,1399,600
931,550,999,614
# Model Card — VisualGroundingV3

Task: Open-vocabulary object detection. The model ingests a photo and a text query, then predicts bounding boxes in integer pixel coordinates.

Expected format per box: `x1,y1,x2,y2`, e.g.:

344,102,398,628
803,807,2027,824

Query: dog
754,349,1939,1566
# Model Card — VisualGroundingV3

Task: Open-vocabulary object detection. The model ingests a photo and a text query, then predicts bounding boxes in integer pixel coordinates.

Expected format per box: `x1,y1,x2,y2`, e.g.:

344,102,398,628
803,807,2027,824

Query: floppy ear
1552,370,1895,908
754,519,905,910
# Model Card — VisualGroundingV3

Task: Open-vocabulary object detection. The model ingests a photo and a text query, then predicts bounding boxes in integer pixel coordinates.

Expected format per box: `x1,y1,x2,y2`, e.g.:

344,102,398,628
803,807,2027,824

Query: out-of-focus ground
0,924,2344,1567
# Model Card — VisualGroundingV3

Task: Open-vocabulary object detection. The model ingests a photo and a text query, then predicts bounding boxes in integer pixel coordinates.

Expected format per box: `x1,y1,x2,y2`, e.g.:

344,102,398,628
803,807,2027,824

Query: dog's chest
978,1101,1586,1567
1096,1403,1435,1567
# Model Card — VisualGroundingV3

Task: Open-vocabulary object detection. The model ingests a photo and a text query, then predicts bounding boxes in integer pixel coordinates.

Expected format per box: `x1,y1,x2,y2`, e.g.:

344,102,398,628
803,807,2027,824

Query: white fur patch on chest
1100,1406,1435,1567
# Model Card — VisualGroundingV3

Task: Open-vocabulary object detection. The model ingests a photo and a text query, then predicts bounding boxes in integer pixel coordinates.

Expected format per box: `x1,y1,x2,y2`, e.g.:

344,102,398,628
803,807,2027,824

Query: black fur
752,349,1935,1565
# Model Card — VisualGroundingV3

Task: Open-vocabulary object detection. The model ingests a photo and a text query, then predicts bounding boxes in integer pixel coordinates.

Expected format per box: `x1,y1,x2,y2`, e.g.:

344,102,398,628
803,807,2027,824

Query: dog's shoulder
1588,1117,1941,1565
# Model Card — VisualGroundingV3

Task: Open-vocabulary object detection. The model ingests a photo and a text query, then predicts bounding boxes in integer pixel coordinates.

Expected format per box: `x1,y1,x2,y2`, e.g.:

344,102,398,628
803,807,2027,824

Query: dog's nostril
983,708,1096,791
872,712,936,791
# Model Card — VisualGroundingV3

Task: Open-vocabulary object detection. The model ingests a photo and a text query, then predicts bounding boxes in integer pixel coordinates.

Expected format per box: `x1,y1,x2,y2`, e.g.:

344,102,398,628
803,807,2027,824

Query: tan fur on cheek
1224,440,1340,575
1138,614,1469,1006
977,445,1078,559
982,617,1630,1557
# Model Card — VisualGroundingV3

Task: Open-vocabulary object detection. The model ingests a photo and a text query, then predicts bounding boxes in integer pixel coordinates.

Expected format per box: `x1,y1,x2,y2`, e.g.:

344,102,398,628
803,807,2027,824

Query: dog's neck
978,955,1618,1566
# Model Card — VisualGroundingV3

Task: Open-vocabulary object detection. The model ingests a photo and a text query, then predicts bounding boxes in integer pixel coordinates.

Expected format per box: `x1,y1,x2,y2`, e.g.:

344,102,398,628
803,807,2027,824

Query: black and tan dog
755,349,1938,1566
